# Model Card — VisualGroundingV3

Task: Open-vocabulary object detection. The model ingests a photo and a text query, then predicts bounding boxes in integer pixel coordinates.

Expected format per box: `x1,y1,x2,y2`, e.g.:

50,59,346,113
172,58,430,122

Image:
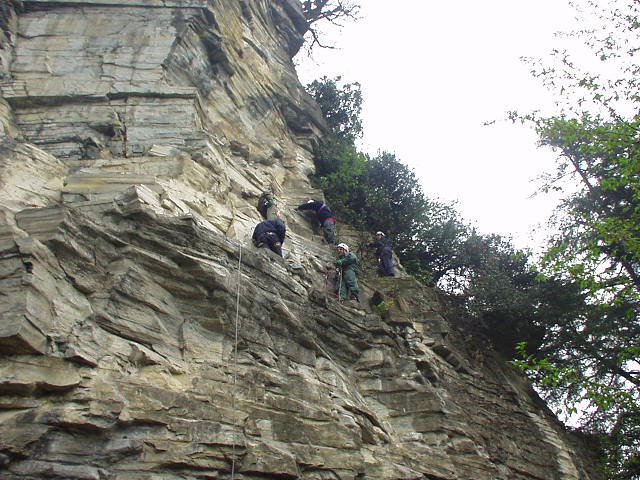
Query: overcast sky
295,1,580,251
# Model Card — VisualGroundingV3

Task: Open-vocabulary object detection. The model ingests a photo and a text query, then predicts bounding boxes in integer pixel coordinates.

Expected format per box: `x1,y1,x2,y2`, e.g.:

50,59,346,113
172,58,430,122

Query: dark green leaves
509,2,640,476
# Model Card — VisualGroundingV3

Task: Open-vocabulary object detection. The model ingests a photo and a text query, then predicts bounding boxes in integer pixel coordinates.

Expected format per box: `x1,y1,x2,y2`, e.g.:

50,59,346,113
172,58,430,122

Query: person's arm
297,201,320,212
337,252,357,268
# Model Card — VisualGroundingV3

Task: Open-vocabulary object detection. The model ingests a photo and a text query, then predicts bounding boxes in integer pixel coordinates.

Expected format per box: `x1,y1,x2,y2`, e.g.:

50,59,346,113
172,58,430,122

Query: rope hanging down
230,243,242,479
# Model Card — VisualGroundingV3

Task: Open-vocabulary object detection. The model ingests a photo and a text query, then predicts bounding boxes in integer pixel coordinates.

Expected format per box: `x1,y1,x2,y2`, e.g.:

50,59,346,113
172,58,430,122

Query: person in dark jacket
296,199,337,245
252,219,286,256
334,243,359,301
368,231,395,277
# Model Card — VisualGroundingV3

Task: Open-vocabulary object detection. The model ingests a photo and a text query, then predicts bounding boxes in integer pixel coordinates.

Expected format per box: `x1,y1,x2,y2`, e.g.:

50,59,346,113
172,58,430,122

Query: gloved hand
335,259,342,267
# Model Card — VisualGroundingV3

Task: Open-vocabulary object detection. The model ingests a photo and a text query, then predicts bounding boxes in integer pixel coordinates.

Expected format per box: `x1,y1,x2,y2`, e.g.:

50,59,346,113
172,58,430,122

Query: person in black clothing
252,219,286,256
368,231,395,277
296,199,337,245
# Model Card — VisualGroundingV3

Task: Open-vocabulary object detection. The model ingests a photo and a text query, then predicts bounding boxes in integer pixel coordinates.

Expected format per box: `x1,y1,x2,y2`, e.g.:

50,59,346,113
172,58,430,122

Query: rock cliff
0,1,600,479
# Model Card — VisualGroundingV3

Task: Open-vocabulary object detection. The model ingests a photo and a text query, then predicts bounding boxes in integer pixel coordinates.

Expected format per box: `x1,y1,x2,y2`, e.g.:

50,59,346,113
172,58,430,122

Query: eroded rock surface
0,1,599,479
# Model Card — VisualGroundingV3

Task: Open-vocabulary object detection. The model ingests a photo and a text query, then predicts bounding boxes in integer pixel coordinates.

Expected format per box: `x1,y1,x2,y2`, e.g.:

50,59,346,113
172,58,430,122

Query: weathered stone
0,357,81,395
0,140,66,212
241,441,300,478
9,460,101,480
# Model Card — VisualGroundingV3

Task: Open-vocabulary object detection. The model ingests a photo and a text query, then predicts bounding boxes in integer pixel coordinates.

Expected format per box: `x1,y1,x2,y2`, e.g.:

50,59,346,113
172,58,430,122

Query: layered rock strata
0,1,599,479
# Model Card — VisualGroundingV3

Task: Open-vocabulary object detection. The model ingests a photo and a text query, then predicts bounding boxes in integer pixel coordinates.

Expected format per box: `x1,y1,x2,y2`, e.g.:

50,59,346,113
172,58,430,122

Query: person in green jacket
334,243,359,302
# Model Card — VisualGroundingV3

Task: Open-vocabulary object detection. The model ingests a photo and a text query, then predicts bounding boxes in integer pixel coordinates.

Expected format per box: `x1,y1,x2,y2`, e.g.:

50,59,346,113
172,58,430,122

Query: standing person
368,231,395,277
256,191,280,220
252,219,286,256
334,243,359,302
296,199,337,245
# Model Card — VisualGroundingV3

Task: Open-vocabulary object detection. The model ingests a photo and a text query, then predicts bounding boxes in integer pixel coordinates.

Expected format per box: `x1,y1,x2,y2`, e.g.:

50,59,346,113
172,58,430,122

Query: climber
256,191,280,220
334,243,359,302
252,218,286,257
368,231,395,277
296,199,337,245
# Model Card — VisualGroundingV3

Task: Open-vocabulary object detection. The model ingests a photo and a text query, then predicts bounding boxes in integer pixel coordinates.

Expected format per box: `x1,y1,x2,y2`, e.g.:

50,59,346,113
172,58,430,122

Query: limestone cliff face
0,2,599,479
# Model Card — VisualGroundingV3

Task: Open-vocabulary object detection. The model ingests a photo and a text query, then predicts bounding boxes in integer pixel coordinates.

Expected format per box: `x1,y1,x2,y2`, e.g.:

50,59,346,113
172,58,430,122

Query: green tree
511,1,640,476
461,234,587,357
318,142,368,221
399,203,471,286
306,76,363,178
361,152,427,239
305,76,367,224
537,115,640,292
306,76,363,141
533,114,640,479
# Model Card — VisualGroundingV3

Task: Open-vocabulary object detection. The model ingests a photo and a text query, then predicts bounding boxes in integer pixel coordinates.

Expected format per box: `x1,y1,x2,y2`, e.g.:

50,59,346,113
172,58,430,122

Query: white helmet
375,231,385,237
337,243,349,252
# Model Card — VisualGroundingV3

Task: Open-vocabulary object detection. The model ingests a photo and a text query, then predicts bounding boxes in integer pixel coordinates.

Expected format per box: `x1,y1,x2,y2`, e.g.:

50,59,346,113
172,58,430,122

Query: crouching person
252,219,286,257
334,243,359,302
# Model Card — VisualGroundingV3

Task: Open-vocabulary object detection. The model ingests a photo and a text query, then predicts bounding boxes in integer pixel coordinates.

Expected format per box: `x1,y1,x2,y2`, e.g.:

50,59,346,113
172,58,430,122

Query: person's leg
271,242,282,256
322,219,337,244
344,269,359,300
266,204,280,220
377,258,385,276
264,234,282,256
381,253,395,276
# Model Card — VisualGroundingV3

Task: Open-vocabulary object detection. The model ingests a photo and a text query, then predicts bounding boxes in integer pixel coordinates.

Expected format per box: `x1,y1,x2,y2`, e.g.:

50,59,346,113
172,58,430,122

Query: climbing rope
230,243,242,479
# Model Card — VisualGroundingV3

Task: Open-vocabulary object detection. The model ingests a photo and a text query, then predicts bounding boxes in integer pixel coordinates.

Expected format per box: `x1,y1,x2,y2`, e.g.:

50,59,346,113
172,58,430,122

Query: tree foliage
360,152,427,239
461,234,588,357
305,76,363,184
510,1,640,477
399,203,470,286
306,76,363,141
538,115,640,292
531,113,640,479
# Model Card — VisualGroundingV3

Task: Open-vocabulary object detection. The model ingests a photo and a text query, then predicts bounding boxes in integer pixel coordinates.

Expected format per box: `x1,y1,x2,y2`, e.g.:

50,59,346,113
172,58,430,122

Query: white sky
295,0,580,251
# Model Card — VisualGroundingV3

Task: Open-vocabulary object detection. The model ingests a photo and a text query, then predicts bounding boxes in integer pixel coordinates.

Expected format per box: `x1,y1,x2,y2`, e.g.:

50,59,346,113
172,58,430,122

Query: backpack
256,192,273,217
